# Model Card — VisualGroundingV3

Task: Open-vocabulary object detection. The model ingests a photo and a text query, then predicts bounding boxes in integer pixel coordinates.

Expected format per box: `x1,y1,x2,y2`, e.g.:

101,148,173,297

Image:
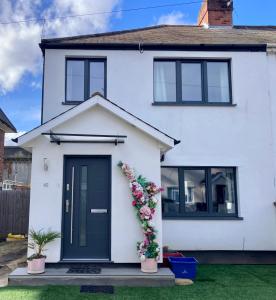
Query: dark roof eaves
0,109,17,132
40,42,267,52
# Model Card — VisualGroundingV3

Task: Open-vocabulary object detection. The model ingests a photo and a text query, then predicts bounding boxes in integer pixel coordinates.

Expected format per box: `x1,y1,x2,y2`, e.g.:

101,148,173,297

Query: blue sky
0,0,275,136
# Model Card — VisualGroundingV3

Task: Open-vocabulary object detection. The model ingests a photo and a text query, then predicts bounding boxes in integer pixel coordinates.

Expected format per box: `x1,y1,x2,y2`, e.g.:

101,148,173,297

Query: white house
15,0,276,263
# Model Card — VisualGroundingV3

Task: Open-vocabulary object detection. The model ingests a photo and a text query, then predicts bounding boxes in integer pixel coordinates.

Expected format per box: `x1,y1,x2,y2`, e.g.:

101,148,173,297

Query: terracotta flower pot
27,257,46,274
141,258,158,273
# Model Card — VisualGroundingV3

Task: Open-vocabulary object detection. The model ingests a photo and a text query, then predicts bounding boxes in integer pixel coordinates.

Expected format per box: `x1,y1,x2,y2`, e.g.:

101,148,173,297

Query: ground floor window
161,167,238,219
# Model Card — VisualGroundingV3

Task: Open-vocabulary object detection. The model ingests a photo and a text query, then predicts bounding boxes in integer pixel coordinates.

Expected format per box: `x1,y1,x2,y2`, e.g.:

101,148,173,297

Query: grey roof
40,25,276,48
0,109,16,133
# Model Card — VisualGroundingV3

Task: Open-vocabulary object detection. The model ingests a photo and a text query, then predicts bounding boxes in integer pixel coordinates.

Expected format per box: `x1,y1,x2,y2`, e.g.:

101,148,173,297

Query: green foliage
117,161,123,168
137,175,148,189
145,241,159,258
28,228,60,260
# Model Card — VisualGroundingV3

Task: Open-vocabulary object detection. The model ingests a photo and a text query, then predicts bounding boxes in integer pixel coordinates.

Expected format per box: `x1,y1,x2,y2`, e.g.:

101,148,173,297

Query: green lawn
1,265,276,300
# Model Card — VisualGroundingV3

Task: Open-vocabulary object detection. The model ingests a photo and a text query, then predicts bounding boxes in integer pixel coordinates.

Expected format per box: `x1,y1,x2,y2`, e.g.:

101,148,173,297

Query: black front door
62,156,111,260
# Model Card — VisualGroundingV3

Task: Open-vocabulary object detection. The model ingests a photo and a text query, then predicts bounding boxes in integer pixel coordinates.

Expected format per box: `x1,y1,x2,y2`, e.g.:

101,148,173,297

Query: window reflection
161,168,179,215
184,169,207,213
66,60,85,101
211,168,236,214
90,61,105,97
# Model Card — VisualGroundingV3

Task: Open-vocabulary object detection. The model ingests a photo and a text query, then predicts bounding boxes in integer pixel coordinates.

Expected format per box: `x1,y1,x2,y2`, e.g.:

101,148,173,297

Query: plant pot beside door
141,258,158,273
27,229,60,274
138,241,160,273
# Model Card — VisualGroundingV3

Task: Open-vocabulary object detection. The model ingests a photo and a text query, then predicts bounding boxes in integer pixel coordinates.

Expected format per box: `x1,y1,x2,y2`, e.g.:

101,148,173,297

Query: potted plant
27,229,60,274
138,240,160,273
118,162,163,273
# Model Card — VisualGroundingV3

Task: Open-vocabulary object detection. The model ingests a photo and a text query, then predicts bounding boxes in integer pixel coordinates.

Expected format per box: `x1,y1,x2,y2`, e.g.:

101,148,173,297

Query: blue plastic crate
168,257,198,280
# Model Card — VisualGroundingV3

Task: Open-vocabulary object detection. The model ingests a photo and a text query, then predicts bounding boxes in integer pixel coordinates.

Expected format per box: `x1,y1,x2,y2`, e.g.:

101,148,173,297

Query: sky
0,0,275,144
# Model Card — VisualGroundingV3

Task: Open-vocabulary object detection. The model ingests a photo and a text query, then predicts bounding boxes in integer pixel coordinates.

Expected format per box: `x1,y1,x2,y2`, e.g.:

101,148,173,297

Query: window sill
152,102,237,107
62,101,82,105
163,216,243,220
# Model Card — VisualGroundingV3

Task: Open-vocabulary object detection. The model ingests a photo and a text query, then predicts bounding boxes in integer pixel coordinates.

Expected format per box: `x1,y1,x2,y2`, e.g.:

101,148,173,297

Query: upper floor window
66,58,106,102
154,59,232,104
161,167,238,219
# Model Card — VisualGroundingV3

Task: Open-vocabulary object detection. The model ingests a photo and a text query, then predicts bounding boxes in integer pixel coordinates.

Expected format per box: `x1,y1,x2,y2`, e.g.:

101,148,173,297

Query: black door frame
60,155,112,262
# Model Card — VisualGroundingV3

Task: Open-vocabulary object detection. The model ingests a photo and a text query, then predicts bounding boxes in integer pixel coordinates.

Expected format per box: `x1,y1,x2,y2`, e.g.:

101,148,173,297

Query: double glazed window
66,58,106,102
154,60,232,104
161,167,238,218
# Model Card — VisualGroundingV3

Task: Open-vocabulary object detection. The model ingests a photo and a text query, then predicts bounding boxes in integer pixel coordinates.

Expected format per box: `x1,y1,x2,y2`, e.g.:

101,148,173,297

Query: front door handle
91,209,107,213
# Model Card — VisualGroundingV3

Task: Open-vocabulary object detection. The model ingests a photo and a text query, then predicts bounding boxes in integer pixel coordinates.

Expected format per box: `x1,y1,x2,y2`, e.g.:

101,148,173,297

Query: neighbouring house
0,109,16,188
3,146,32,190
14,0,276,263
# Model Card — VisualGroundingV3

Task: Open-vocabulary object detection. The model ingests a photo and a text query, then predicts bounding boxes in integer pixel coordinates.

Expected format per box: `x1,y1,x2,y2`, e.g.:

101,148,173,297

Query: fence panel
0,190,30,235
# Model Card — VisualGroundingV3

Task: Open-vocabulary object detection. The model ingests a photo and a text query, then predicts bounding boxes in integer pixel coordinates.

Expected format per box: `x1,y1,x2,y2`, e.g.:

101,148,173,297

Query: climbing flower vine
118,161,163,261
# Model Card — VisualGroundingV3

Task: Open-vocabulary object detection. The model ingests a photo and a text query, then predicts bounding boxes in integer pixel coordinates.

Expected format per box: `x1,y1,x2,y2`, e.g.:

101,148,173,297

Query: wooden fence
0,190,30,236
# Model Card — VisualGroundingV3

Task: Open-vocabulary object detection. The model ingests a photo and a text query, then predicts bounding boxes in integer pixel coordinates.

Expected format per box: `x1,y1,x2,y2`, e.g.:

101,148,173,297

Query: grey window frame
162,166,240,220
153,59,233,105
65,57,107,103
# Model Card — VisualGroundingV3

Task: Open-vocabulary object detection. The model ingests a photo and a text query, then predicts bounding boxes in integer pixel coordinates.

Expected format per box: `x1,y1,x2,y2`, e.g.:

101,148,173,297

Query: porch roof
14,93,180,151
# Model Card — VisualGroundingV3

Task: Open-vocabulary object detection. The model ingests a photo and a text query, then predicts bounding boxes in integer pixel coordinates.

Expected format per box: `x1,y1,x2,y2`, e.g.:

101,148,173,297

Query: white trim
17,94,176,149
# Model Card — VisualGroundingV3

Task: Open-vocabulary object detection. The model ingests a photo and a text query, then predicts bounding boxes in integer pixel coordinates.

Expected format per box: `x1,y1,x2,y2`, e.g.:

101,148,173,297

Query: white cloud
5,132,26,146
0,1,42,93
30,80,42,89
44,0,121,38
0,0,121,93
157,11,188,25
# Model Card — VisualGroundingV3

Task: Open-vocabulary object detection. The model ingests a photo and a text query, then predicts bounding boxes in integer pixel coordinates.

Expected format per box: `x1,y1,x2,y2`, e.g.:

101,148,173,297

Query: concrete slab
0,241,27,287
9,267,175,287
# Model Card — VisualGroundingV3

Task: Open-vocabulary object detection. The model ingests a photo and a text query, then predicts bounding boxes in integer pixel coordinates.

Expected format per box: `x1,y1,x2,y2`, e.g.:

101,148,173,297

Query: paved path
0,240,27,287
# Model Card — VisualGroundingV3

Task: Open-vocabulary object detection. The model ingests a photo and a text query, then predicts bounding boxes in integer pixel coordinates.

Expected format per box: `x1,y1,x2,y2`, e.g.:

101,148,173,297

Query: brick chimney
197,0,233,27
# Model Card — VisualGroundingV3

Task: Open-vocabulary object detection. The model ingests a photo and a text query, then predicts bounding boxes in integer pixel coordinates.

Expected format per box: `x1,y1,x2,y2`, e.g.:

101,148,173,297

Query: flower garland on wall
118,161,163,261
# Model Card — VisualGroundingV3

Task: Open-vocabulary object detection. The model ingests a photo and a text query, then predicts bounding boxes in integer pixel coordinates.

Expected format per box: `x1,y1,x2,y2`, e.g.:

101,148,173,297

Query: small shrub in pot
27,229,60,274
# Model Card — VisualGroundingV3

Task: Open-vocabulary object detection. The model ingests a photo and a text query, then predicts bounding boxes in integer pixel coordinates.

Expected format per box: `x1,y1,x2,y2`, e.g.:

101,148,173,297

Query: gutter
39,42,267,54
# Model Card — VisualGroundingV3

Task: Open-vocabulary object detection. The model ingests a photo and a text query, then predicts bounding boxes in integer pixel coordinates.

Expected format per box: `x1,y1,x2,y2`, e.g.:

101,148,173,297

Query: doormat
80,285,114,294
67,265,101,274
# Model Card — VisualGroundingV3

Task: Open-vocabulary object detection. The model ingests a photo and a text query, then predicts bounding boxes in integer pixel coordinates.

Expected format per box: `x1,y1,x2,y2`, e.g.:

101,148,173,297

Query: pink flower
140,205,151,216
133,190,143,199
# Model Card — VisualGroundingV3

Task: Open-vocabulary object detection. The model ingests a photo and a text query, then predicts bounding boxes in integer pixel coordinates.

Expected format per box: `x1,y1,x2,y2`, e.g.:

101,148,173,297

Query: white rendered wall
41,49,276,251
28,106,162,262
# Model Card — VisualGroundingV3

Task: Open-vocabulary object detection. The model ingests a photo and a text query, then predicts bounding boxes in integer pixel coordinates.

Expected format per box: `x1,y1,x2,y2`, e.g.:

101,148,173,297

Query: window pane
207,62,230,102
90,61,105,97
184,169,207,213
79,166,88,247
211,168,236,214
66,60,84,101
154,61,176,102
182,63,202,101
161,168,179,215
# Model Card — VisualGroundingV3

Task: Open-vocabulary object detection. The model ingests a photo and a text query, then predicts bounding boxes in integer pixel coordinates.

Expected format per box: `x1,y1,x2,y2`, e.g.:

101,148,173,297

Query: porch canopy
42,132,127,145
